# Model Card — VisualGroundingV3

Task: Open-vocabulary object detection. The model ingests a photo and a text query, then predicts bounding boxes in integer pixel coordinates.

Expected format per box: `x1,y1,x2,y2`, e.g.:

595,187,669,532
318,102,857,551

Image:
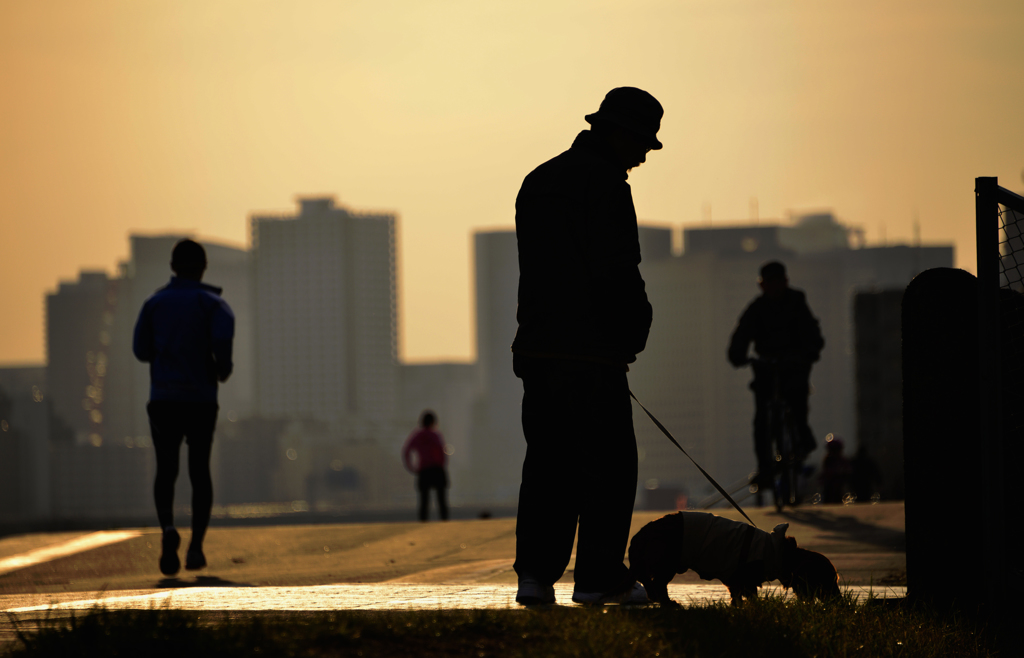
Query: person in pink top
402,410,449,521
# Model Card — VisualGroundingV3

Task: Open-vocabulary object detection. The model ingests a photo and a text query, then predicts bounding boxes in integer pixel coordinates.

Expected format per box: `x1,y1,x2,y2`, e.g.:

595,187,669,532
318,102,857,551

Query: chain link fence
1000,204,1024,292
997,202,1024,437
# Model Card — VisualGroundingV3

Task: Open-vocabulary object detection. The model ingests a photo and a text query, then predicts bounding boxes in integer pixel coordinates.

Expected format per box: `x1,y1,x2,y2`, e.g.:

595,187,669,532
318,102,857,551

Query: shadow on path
156,575,254,589
780,509,906,552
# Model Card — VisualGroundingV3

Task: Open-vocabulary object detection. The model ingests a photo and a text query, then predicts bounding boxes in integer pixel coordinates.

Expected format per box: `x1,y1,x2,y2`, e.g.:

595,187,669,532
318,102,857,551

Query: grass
2,594,999,658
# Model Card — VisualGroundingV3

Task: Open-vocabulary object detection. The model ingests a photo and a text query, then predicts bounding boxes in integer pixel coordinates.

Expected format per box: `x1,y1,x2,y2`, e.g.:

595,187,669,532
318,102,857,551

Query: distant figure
133,239,234,576
511,87,662,606
402,410,449,522
820,436,852,504
728,261,825,489
849,444,883,503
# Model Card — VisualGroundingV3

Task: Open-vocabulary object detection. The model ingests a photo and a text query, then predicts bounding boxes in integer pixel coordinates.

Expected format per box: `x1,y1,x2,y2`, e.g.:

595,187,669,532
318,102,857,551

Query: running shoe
159,528,181,576
185,546,207,571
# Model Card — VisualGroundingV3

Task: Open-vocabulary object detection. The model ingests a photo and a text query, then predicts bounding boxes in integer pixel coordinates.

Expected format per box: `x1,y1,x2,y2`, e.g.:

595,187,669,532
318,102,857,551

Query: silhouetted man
511,87,661,605
728,261,824,489
402,410,449,521
820,435,851,504
133,239,234,576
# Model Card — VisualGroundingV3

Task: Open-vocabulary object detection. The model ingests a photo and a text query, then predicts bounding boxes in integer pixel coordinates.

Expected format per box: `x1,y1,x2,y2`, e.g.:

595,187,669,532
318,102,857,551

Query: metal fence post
975,176,1003,610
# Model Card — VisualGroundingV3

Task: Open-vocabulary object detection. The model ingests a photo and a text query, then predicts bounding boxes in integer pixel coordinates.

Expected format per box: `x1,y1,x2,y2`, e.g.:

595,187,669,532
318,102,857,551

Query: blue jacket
133,277,235,402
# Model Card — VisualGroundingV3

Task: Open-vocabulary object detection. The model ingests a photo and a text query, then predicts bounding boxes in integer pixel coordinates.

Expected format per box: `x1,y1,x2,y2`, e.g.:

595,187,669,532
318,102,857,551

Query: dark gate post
974,177,1004,612
902,268,980,606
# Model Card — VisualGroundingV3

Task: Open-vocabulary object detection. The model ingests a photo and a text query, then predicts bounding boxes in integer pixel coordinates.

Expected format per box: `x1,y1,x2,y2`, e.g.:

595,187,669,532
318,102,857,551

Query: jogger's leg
148,401,185,576
149,401,184,529
184,403,217,551
186,435,214,548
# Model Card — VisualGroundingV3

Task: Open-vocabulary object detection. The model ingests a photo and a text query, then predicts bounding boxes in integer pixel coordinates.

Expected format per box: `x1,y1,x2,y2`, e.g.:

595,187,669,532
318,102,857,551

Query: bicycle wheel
778,418,800,508
767,401,786,512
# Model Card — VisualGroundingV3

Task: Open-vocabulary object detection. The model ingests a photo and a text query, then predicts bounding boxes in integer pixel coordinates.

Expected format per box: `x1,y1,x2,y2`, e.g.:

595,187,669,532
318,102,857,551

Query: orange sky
2,0,1022,365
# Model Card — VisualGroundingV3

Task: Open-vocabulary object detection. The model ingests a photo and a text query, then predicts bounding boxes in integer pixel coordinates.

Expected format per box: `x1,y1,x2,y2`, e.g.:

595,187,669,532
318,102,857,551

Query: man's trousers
513,355,638,594
147,400,218,544
416,465,449,521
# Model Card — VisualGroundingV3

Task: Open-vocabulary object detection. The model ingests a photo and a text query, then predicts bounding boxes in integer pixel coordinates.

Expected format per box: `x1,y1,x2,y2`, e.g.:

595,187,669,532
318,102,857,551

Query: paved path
0,581,906,650
0,503,906,648
2,582,906,614
0,531,141,577
0,502,906,594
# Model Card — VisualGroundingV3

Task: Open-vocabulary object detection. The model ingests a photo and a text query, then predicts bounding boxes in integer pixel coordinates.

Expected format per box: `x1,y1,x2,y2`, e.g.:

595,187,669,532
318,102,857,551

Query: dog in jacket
627,511,840,605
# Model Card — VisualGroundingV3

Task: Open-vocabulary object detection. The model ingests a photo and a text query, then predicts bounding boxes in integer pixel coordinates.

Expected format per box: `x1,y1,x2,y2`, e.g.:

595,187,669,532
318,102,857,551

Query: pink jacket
402,428,447,473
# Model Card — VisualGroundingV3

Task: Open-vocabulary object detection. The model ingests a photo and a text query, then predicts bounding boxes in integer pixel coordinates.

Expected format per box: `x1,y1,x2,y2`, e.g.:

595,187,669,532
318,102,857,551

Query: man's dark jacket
511,130,653,367
727,288,824,367
133,277,234,402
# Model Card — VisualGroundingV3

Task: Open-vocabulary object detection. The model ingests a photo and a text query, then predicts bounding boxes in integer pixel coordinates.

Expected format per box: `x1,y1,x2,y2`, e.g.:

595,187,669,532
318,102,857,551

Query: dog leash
629,390,758,528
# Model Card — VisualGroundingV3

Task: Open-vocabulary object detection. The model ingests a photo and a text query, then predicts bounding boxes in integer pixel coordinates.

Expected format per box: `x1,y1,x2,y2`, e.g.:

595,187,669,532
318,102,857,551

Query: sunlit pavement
0,503,907,647
0,531,142,577
1,582,906,614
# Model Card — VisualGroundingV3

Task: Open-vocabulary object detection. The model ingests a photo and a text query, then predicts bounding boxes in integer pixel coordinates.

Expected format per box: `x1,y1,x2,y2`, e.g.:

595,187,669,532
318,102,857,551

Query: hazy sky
2,0,1022,365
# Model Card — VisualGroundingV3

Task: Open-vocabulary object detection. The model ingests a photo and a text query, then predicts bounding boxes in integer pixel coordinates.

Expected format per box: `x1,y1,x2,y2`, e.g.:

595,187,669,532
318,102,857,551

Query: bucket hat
585,87,663,150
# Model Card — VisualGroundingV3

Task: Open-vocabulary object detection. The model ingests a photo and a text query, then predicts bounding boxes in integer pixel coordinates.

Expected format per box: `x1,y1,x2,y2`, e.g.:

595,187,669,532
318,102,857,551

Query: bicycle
747,357,802,512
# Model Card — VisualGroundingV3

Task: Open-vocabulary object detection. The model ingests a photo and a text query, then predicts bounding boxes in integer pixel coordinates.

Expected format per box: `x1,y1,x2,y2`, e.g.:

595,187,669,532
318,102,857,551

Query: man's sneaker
185,547,207,571
516,578,555,605
572,581,649,605
159,529,181,576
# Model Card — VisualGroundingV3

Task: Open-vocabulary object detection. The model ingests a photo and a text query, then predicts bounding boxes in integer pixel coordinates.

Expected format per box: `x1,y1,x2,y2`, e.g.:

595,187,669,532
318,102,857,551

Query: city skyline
0,196,974,370
0,209,951,518
2,1,1022,365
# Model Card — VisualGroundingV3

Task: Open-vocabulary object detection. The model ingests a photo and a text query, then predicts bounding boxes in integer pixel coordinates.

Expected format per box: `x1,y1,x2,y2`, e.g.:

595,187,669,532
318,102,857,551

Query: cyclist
727,261,824,491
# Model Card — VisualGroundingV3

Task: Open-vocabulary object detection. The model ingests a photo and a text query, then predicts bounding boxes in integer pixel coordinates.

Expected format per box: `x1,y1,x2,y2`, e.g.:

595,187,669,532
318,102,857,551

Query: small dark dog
628,511,841,605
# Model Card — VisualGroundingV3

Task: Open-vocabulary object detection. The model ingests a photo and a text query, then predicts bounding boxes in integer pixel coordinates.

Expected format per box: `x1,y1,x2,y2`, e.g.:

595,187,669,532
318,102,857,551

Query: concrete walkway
2,582,906,614
0,531,142,577
0,503,907,649
0,502,906,594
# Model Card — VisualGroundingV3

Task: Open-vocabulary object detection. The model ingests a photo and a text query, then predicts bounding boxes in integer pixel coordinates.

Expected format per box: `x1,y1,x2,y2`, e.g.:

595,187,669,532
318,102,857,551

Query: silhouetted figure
402,410,449,522
850,444,882,503
820,436,852,504
511,87,662,606
133,239,234,576
728,261,824,488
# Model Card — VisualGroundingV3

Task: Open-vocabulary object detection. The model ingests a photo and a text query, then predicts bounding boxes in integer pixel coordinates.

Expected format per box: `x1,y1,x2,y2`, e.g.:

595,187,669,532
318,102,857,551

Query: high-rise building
468,230,523,500
0,366,50,521
46,271,118,445
251,197,397,426
853,289,905,499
